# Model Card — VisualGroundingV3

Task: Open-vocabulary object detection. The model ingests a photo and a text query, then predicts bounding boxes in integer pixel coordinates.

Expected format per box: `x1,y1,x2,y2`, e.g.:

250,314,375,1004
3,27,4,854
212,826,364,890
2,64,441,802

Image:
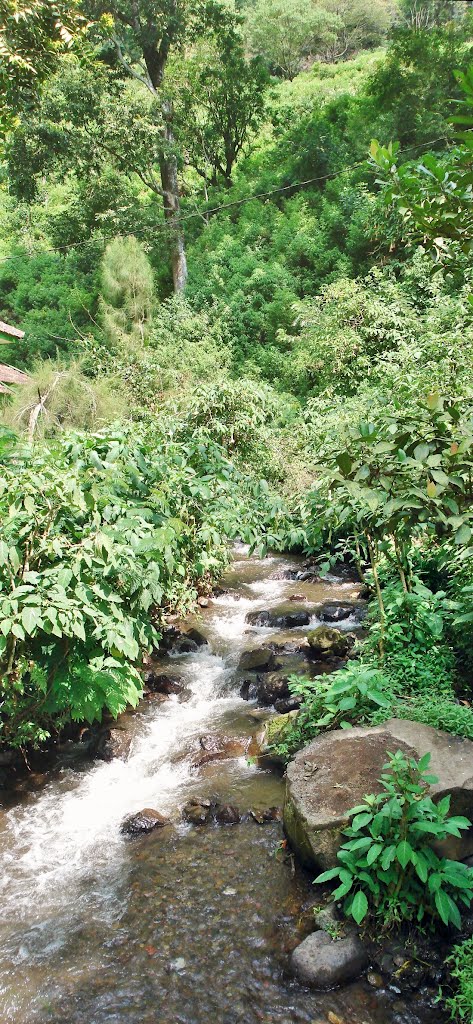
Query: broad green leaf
350,890,368,925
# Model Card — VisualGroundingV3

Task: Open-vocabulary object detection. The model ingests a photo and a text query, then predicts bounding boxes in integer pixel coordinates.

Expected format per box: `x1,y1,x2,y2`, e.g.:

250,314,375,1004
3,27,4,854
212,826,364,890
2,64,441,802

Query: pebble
367,971,384,988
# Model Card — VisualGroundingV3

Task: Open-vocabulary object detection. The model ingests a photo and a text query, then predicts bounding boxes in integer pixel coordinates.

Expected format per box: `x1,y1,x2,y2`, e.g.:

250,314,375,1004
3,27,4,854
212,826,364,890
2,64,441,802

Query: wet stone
182,798,213,825
238,648,277,672
121,809,170,836
215,804,241,825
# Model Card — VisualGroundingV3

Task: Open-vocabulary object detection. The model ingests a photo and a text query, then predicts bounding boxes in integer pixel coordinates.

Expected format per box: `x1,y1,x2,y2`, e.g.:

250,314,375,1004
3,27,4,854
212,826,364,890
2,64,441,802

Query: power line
0,131,463,265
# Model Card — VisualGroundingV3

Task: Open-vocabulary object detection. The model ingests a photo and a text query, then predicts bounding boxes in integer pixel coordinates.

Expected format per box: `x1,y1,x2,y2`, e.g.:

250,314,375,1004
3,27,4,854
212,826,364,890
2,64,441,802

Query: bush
1,360,127,437
271,664,394,761
370,694,473,740
315,751,473,931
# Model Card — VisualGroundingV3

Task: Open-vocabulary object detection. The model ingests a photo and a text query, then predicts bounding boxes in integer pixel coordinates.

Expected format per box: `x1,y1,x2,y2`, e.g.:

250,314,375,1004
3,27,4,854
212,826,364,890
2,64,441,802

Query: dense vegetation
2,0,473,1012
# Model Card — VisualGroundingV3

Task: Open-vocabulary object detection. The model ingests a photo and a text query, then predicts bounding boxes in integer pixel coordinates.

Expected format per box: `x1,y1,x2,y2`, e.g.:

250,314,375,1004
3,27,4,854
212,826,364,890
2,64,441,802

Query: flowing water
0,547,441,1024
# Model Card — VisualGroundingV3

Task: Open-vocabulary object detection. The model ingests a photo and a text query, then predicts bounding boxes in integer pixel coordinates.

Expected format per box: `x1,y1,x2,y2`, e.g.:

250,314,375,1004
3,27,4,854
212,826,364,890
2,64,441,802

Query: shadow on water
0,548,445,1023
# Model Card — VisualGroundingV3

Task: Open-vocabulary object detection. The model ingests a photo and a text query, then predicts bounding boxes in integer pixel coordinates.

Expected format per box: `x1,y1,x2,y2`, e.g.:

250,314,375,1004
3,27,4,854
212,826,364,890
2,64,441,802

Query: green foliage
271,664,393,760
0,246,99,368
444,936,473,1022
173,33,267,186
244,0,340,80
100,236,154,347
0,360,127,437
0,421,267,747
315,751,473,930
364,579,457,690
370,693,473,740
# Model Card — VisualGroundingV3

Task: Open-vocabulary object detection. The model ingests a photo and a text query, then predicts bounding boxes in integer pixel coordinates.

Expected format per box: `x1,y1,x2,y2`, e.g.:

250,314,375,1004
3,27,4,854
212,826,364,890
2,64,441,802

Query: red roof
0,320,25,340
0,363,29,384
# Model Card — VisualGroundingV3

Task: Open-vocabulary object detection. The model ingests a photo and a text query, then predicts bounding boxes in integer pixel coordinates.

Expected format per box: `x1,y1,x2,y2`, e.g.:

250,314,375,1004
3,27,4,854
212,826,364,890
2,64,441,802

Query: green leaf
351,812,373,831
396,840,413,869
21,606,42,634
366,843,383,866
413,443,430,462
435,888,452,926
455,523,472,545
350,890,368,925
337,452,353,476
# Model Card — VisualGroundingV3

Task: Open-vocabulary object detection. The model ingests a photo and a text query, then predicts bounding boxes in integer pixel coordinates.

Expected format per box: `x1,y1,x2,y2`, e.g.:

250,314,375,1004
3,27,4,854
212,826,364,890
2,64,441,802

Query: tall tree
84,0,229,292
173,32,267,189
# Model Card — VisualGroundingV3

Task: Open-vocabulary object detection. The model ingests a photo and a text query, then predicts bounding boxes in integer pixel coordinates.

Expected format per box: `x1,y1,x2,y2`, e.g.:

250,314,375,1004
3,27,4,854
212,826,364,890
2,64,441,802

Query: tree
321,0,394,59
100,235,154,346
396,0,470,31
370,65,473,265
0,0,83,135
244,0,340,80
82,0,234,292
173,33,267,188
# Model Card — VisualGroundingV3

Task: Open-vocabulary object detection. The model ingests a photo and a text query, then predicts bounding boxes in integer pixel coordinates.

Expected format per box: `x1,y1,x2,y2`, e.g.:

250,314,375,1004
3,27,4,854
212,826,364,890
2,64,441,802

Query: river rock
256,673,290,706
238,647,277,672
245,607,311,629
191,733,249,769
183,798,212,825
93,728,132,762
143,671,183,695
306,626,352,659
197,596,209,607
186,628,208,647
291,930,368,988
215,804,241,824
121,808,170,835
317,603,354,623
284,719,473,870
274,695,303,713
240,677,259,700
249,711,298,765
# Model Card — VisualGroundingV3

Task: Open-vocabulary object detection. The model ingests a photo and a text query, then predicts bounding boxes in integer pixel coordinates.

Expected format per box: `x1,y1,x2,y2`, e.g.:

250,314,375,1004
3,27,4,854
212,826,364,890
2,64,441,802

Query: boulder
191,733,249,769
238,647,277,672
197,596,210,608
121,808,170,836
93,728,132,762
306,626,352,660
291,930,368,988
256,673,291,706
186,628,208,647
284,719,473,870
245,607,310,629
317,603,354,623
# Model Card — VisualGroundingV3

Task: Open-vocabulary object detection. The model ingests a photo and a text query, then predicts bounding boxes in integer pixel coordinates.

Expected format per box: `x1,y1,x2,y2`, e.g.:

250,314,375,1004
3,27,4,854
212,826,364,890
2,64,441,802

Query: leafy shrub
315,751,473,930
1,360,127,437
271,664,393,760
444,937,473,1022
365,580,457,693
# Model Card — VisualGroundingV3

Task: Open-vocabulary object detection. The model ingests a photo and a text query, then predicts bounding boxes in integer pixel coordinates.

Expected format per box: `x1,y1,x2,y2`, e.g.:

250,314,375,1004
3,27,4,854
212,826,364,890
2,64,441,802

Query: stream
0,546,441,1024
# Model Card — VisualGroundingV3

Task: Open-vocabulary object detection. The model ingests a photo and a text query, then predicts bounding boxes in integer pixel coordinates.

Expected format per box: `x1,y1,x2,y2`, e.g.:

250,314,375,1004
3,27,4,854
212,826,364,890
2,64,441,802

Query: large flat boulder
284,719,473,870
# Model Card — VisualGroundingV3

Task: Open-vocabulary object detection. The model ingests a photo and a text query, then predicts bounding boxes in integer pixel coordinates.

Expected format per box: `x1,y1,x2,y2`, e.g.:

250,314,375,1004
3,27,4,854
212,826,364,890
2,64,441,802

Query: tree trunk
160,101,187,293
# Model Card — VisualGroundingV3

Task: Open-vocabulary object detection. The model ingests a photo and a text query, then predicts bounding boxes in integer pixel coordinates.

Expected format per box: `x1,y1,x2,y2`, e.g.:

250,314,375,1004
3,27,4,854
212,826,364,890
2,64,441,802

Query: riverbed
0,547,442,1023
